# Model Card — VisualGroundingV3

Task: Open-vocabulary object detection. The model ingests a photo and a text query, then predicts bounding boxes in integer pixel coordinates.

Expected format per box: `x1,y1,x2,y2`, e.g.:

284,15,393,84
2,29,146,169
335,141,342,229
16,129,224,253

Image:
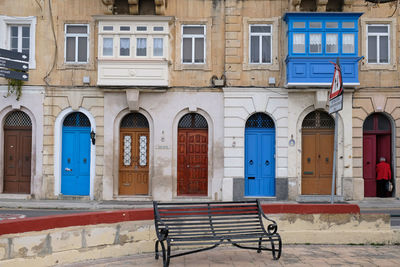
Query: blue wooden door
245,129,275,196
61,114,91,195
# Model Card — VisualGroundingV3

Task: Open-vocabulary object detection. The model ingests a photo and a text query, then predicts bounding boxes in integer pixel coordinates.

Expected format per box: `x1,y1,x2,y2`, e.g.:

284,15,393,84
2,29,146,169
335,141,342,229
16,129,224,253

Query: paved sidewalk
60,245,400,267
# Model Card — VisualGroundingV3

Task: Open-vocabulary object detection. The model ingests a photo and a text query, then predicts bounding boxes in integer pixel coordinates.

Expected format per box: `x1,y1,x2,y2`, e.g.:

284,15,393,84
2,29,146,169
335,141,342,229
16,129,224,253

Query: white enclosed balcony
94,16,172,87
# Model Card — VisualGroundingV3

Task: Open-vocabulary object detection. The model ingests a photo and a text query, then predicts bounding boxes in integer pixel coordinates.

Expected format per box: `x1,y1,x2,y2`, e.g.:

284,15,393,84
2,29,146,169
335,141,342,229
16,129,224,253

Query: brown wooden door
4,129,32,193
302,129,334,195
119,129,149,195
177,129,208,196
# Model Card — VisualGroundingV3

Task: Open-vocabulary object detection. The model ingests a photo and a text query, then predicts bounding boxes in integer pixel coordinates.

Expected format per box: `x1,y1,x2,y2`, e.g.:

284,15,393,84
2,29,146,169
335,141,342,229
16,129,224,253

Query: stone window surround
242,17,280,71
0,15,37,69
360,17,397,71
174,18,212,71
57,20,96,70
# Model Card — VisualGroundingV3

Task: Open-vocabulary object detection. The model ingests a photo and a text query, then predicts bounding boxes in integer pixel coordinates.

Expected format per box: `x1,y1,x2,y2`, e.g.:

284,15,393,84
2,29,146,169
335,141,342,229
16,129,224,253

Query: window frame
64,24,89,64
289,20,358,56
366,24,390,64
248,24,273,64
181,24,206,64
0,15,37,69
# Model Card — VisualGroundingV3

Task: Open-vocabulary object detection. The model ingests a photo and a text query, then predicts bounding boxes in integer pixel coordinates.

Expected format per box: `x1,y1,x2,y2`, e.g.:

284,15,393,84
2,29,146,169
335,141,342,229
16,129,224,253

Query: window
293,33,305,53
0,16,37,68
9,25,30,55
182,25,205,64
326,34,338,53
342,34,354,53
309,33,321,53
120,38,130,56
103,37,113,56
153,38,163,57
249,25,272,64
367,24,389,64
136,38,147,56
65,24,89,63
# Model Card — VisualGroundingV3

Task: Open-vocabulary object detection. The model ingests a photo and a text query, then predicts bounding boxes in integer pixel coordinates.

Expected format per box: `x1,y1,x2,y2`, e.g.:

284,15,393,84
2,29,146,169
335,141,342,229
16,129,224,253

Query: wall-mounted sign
0,48,29,62
0,48,29,81
0,68,29,81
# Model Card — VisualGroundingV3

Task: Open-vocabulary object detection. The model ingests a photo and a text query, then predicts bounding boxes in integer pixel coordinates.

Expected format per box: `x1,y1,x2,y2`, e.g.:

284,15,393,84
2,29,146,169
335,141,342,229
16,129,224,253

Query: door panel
119,130,149,195
4,129,32,194
363,135,376,197
302,130,334,195
376,134,391,164
245,129,275,197
61,128,91,195
177,129,208,196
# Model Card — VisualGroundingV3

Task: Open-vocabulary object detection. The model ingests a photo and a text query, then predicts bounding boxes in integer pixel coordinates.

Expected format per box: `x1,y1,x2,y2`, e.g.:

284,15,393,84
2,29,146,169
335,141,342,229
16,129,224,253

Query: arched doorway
177,113,208,196
301,110,335,195
3,111,32,194
119,113,149,195
363,113,392,197
61,112,91,195
245,113,276,197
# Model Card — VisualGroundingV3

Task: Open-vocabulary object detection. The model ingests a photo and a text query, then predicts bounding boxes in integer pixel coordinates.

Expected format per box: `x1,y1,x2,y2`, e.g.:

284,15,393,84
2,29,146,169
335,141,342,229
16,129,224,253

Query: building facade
0,0,398,202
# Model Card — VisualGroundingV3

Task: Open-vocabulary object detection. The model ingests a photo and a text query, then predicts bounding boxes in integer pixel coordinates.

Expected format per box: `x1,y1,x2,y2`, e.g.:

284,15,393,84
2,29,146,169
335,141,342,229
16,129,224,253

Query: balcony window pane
153,38,163,56
66,37,76,62
103,38,113,56
77,37,87,62
120,38,130,56
194,37,204,63
136,38,147,56
293,22,305,28
120,26,130,31
262,35,271,63
293,33,305,53
103,26,113,31
326,34,338,53
309,22,322,28
250,35,260,63
137,26,147,31
379,36,389,63
342,34,354,53
154,26,163,31
326,22,338,28
342,22,354,28
182,38,192,63
368,36,377,63
309,34,321,53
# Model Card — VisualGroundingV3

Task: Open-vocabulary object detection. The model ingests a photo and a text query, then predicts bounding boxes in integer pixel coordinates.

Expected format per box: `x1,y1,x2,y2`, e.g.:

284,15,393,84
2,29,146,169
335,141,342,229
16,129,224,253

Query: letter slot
248,177,255,180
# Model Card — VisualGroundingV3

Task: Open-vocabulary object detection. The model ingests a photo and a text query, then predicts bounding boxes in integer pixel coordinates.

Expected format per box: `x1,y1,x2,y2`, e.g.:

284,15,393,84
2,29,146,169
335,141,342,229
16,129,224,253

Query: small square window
103,26,113,31
309,22,322,28
154,26,164,31
293,22,305,28
326,22,338,28
342,22,354,29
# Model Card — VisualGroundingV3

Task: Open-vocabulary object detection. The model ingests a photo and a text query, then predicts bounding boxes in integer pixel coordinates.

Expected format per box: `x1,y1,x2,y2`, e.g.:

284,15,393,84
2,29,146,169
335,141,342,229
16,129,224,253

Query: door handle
65,168,72,172
248,177,255,180
265,160,270,166
325,157,329,162
367,161,370,165
249,160,253,165
187,165,190,168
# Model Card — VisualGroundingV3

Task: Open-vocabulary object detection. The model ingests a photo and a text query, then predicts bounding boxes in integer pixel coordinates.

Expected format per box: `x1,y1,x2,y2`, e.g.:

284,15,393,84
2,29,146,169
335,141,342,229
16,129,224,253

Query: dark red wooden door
4,129,32,193
177,129,208,196
363,135,376,197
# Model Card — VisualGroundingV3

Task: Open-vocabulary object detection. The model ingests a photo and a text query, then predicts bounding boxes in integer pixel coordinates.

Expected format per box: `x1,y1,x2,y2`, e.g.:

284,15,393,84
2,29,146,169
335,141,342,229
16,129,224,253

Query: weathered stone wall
0,214,399,267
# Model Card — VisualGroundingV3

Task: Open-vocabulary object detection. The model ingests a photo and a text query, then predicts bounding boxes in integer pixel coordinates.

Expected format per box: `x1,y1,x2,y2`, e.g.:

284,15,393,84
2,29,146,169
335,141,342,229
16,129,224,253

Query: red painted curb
0,204,360,236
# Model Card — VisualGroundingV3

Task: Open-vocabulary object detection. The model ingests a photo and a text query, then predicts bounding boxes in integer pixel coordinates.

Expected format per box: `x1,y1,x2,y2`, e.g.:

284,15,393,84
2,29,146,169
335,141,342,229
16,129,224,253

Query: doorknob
325,157,329,162
249,160,253,165
265,160,270,166
65,168,72,172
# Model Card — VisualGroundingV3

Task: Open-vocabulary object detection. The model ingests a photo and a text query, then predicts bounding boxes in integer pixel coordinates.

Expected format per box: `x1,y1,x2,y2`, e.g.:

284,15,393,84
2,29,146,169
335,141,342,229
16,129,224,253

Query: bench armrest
155,218,169,240
257,200,278,235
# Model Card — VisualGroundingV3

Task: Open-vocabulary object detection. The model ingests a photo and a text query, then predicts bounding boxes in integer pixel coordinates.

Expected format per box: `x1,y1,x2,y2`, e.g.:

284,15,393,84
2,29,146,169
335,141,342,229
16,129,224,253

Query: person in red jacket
376,157,392,197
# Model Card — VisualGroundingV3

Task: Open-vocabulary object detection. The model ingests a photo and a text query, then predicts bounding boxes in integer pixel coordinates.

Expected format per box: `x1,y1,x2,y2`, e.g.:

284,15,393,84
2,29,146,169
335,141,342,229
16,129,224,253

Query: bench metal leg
155,240,160,260
268,234,282,260
159,240,171,267
257,237,262,253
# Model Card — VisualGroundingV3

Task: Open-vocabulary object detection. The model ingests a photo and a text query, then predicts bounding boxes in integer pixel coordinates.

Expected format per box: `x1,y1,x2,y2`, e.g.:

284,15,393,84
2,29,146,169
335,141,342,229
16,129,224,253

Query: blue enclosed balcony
284,12,363,87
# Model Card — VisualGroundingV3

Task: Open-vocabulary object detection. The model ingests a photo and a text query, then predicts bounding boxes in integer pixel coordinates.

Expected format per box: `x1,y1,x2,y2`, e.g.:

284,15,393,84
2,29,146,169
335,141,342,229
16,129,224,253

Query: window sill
360,62,397,71
243,62,279,71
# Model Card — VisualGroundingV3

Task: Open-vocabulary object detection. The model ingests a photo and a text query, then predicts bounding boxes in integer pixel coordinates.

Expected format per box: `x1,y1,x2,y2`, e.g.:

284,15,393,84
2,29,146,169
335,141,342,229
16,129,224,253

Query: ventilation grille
178,113,208,129
4,111,32,127
302,110,334,129
120,113,149,128
246,113,275,128
63,112,91,127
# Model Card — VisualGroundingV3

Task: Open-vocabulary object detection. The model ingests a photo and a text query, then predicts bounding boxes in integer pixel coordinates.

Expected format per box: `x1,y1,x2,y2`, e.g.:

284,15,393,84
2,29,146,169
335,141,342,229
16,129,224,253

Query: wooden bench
153,200,282,267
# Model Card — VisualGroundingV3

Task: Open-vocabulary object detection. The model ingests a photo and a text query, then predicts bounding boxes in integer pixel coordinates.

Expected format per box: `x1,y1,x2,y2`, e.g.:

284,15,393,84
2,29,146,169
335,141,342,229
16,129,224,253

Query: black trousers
376,179,387,197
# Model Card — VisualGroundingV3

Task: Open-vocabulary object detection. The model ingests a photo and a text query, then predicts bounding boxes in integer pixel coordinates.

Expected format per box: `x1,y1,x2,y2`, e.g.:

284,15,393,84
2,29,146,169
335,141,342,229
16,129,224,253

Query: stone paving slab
60,245,400,267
